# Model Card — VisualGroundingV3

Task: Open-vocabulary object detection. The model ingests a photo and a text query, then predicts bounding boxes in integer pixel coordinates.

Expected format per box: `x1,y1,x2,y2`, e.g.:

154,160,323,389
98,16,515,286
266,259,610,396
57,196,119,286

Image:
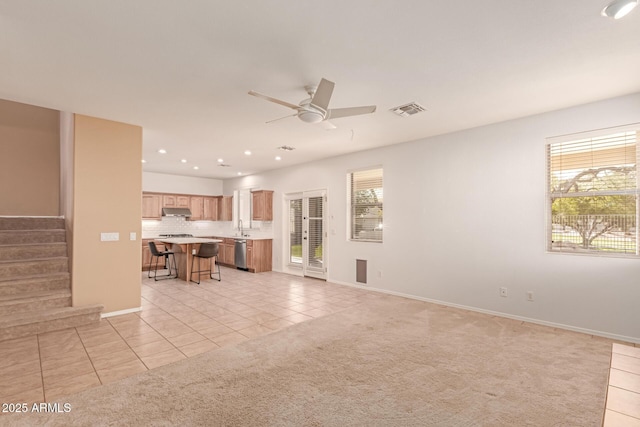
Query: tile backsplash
141,216,273,239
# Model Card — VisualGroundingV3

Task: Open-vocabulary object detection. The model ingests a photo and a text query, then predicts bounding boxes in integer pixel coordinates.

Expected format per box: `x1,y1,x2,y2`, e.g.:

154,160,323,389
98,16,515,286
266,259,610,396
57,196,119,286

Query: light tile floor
603,343,640,426
0,268,379,404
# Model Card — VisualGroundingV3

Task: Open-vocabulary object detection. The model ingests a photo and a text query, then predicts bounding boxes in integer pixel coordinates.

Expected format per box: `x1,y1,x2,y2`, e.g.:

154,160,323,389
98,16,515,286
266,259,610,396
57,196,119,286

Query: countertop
156,237,222,245
143,235,273,241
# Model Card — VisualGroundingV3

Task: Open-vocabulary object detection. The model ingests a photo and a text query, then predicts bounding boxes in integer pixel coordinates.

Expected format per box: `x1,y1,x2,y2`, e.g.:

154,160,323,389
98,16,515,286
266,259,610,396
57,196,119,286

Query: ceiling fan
248,78,376,129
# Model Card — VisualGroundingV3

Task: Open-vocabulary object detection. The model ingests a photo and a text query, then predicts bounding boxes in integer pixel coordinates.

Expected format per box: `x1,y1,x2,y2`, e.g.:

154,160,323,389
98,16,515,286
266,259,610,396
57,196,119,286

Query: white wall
143,171,223,195
224,92,640,342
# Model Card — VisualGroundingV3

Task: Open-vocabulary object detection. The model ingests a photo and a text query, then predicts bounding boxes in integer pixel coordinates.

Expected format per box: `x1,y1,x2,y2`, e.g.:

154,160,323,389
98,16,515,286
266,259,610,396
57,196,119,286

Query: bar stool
190,243,221,284
148,241,178,281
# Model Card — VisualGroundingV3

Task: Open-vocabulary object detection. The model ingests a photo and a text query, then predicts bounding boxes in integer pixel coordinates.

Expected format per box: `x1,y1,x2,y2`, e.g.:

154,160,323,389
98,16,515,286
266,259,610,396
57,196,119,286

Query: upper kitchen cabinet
203,196,219,221
142,193,162,219
252,190,274,221
218,196,233,221
163,194,189,208
188,196,204,221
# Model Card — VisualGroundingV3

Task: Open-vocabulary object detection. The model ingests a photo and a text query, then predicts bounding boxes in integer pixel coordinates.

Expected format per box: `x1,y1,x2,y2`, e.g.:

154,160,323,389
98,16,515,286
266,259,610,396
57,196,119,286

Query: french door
287,190,326,279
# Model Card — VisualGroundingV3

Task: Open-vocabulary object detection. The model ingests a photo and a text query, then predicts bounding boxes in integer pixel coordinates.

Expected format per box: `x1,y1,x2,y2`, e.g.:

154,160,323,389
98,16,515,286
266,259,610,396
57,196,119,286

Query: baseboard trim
327,279,639,344
101,307,142,319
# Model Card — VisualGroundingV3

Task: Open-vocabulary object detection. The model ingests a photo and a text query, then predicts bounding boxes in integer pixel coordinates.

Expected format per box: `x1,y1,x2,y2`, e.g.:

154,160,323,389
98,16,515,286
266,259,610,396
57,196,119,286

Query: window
349,167,383,242
547,124,639,256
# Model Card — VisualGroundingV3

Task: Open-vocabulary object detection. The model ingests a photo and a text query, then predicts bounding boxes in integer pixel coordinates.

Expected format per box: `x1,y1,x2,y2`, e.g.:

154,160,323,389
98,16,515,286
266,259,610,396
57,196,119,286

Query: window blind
547,126,639,256
350,167,383,242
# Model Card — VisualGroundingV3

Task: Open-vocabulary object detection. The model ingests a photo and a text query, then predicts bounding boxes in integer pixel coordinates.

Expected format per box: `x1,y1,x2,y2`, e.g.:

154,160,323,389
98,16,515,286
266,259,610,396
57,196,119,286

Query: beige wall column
0,99,60,216
72,115,142,313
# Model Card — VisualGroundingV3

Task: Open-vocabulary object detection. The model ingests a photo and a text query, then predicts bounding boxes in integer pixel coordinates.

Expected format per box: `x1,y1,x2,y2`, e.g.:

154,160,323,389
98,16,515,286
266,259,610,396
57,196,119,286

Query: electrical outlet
526,291,534,302
500,287,508,297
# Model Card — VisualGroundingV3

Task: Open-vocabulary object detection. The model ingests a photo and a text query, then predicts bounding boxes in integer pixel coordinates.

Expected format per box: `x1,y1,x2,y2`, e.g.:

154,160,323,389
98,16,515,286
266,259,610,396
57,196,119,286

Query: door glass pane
307,196,323,269
289,199,302,264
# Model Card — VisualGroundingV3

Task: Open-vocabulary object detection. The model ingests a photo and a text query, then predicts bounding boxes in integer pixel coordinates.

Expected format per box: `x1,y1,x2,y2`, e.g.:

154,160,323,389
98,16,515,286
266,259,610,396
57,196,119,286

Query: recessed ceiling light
193,166,199,170
141,159,146,163
217,158,224,163
244,150,252,156
237,172,242,176
602,0,638,18
158,149,167,154
275,156,282,161
181,159,187,163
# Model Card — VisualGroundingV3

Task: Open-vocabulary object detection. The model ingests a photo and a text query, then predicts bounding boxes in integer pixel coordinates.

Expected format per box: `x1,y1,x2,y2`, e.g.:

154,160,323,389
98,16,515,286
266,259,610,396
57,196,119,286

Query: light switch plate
130,232,137,241
100,232,120,242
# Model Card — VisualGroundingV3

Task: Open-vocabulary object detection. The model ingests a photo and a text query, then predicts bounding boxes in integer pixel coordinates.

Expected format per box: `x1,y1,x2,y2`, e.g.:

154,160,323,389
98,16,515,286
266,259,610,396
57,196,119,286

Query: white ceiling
1,1,639,179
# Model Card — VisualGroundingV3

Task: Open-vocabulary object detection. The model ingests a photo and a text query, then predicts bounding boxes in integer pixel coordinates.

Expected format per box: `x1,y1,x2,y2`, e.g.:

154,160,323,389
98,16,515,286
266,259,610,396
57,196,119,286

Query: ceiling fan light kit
249,78,376,128
601,0,638,18
298,110,324,123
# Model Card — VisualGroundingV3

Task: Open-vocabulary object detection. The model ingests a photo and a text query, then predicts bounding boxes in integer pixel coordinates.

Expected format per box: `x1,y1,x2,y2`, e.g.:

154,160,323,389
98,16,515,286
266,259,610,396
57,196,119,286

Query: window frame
545,123,640,258
347,166,383,243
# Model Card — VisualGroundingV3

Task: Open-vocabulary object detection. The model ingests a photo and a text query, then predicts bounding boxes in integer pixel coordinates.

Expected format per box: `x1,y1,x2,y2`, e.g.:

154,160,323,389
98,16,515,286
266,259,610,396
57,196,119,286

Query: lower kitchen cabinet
142,239,152,270
221,238,235,266
247,239,272,273
212,238,271,272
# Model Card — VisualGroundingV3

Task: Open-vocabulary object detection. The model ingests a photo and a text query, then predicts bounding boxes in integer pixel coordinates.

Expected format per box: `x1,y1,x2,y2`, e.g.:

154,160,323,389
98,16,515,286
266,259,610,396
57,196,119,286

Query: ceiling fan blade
318,120,337,130
248,90,300,110
327,105,377,119
266,113,297,124
310,78,335,112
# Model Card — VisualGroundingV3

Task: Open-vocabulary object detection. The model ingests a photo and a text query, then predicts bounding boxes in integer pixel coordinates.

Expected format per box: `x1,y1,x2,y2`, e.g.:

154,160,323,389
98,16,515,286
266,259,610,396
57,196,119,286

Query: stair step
0,242,67,261
0,217,65,231
0,272,70,297
0,257,69,279
0,290,71,316
0,304,104,342
0,230,66,245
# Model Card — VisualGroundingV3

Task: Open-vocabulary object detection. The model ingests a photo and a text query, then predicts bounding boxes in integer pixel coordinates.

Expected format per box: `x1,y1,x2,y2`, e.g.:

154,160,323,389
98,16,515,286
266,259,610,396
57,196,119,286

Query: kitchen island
157,237,222,282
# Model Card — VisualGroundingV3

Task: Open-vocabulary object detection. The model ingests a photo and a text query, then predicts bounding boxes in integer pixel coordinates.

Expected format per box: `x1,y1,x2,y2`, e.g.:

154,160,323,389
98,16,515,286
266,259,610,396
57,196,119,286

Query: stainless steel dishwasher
234,239,248,270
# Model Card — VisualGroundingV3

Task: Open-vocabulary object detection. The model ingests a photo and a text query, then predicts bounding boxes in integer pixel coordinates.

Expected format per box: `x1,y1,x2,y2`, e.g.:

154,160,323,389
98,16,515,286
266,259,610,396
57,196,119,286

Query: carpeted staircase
0,217,103,342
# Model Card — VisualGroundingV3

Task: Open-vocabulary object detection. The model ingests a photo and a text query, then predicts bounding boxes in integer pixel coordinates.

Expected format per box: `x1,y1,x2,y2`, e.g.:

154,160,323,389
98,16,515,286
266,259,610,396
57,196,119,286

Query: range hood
162,207,192,217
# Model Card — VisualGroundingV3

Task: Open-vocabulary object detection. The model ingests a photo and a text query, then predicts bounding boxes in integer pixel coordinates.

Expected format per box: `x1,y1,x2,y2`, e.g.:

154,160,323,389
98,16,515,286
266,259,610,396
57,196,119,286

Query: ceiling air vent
218,163,231,167
277,145,295,151
390,102,426,117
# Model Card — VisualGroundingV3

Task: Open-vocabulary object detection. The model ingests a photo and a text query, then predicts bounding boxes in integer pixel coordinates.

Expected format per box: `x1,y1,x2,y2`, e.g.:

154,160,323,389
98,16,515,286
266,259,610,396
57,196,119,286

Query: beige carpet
5,293,612,426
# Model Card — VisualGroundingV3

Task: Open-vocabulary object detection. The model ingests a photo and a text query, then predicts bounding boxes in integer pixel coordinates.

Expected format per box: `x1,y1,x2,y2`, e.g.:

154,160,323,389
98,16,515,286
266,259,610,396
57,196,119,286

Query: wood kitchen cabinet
188,196,218,221
188,196,204,221
141,192,232,222
247,239,272,273
142,239,152,270
207,237,271,272
218,196,233,221
163,194,189,208
203,197,219,221
222,238,235,265
142,193,162,219
252,190,273,221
